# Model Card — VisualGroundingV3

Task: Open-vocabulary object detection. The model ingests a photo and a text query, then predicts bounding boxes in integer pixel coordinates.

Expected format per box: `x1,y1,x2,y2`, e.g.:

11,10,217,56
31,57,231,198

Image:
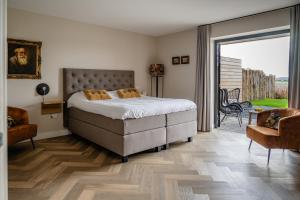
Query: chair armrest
226,103,243,112
7,107,29,125
257,109,286,126
279,114,300,136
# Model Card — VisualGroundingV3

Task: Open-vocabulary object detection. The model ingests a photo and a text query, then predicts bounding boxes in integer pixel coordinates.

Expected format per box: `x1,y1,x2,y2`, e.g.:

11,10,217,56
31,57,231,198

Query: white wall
7,8,157,137
156,29,197,101
156,8,290,103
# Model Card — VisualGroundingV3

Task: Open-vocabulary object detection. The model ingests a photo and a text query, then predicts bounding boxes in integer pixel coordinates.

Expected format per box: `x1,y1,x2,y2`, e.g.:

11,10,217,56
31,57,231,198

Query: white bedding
67,92,197,120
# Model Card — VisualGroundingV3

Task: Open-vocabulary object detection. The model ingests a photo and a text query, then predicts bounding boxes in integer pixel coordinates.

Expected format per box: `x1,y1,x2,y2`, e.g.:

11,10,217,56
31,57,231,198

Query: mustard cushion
83,89,112,100
117,88,141,99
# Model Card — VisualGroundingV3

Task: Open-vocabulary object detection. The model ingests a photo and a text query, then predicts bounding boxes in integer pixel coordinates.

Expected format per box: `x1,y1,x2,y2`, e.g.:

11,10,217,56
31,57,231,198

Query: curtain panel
195,25,211,132
288,4,300,109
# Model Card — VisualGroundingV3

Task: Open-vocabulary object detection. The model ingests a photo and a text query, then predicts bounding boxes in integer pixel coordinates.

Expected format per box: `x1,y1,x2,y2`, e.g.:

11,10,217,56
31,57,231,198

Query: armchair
247,108,300,164
8,106,37,149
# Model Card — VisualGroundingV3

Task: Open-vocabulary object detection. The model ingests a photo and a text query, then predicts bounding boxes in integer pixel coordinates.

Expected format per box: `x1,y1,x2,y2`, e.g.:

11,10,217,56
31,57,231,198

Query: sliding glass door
214,29,290,130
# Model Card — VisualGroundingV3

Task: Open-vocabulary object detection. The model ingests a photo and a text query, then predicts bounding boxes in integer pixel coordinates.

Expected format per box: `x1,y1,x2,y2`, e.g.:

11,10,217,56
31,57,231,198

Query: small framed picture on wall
172,56,180,65
181,56,190,64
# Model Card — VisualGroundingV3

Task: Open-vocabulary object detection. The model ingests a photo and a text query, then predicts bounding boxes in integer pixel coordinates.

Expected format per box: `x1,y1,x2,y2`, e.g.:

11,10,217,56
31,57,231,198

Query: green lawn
251,98,288,108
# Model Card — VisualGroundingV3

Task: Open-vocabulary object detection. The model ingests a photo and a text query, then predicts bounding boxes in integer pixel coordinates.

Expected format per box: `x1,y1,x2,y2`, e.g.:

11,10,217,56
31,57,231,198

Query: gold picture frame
7,39,42,79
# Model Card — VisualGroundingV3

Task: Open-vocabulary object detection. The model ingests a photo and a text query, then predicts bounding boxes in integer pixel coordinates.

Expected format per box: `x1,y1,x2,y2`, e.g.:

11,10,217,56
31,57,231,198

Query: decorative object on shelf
7,39,42,79
36,83,50,103
172,56,180,65
149,64,164,97
181,55,190,64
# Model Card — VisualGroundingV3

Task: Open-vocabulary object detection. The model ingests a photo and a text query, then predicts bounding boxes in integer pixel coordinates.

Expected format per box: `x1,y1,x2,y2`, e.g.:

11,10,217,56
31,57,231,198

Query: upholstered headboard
63,68,135,101
63,68,134,127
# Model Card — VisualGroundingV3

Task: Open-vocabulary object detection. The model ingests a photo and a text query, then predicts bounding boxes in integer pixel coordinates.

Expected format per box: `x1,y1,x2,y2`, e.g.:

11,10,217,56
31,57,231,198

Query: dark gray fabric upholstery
69,107,166,135
166,109,197,126
166,121,197,144
69,118,166,156
63,68,134,101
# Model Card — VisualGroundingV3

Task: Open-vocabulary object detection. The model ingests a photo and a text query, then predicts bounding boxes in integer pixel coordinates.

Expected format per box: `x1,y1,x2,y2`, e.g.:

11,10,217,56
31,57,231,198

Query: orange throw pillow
117,88,141,99
83,89,112,100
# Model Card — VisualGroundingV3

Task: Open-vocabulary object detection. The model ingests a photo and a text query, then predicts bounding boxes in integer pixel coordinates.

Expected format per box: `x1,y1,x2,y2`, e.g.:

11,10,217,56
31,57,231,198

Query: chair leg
267,149,271,165
248,140,253,151
30,138,35,150
238,114,242,127
221,114,226,122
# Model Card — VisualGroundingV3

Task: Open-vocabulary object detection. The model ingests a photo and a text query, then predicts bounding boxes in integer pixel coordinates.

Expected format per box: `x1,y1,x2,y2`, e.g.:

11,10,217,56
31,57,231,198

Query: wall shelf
41,99,64,115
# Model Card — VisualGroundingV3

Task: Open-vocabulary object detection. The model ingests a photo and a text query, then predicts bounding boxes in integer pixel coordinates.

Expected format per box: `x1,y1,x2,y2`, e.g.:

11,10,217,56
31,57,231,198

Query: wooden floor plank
8,131,300,200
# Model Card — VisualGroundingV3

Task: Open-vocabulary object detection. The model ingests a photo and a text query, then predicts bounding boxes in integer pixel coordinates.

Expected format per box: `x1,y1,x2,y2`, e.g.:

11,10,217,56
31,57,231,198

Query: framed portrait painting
7,39,42,79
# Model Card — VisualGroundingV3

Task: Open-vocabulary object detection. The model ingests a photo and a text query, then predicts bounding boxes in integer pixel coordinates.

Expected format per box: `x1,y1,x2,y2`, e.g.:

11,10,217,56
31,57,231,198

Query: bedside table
41,99,64,115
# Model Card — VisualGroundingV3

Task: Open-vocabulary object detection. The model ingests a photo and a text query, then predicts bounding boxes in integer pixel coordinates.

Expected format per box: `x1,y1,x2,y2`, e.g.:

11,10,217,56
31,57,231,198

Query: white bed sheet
67,92,197,120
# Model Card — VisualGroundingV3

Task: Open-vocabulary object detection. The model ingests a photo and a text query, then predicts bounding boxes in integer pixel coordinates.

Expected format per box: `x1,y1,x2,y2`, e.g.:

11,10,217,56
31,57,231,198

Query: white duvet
67,92,197,120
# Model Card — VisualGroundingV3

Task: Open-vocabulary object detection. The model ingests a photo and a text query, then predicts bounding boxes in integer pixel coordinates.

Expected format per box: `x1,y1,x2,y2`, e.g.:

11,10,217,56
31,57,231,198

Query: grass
251,98,288,108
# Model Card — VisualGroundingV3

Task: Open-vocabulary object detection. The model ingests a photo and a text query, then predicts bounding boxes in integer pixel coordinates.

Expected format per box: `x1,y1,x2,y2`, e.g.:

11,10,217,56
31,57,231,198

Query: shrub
275,87,288,99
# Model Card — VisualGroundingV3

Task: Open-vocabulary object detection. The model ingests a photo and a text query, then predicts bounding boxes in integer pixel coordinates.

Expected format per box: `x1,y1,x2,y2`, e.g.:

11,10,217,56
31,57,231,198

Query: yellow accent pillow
117,88,141,99
83,89,112,100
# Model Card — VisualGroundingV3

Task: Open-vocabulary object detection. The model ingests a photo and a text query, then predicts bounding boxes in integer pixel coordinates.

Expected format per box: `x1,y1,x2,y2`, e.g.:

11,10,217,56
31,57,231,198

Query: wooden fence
242,69,275,101
220,56,276,101
220,57,243,99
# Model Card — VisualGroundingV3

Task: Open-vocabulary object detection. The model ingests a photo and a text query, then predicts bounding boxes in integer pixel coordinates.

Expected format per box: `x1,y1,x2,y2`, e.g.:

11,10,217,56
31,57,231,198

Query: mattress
67,91,197,120
68,107,166,135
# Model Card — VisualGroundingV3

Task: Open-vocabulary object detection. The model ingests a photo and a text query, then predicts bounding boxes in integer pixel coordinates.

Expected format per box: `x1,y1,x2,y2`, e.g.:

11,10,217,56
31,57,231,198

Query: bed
63,68,197,162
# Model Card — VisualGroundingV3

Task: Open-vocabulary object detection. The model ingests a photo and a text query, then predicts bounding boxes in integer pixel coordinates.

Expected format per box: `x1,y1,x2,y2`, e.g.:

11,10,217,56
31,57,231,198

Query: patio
218,106,274,134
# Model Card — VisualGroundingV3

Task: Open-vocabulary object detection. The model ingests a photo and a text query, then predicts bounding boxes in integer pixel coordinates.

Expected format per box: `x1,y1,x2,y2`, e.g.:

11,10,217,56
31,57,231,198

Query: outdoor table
248,110,263,125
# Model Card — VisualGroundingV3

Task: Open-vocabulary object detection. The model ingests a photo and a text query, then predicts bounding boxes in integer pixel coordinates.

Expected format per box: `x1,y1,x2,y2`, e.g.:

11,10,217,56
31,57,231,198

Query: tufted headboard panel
63,68,135,101
63,68,134,127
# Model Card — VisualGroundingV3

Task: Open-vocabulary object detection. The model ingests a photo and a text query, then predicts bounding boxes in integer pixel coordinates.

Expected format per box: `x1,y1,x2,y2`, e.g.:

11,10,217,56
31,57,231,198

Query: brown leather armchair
247,108,300,165
8,107,37,149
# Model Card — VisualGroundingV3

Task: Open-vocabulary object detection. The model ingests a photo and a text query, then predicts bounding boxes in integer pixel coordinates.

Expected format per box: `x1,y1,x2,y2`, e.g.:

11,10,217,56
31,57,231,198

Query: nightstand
41,99,64,115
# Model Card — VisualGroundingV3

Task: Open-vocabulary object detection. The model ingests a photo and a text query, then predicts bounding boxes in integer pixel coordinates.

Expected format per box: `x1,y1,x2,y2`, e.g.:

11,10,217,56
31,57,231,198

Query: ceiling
8,0,300,36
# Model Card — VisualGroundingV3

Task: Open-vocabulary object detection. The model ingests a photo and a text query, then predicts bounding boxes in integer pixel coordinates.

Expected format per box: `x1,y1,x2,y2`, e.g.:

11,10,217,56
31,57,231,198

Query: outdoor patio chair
219,88,243,127
224,88,252,112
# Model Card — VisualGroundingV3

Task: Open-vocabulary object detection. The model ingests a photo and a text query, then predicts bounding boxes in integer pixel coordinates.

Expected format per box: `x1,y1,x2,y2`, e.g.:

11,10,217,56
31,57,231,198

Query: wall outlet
50,114,58,119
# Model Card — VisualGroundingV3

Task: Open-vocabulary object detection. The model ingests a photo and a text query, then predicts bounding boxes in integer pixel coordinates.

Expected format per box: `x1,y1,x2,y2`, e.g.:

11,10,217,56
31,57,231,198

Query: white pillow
107,90,120,99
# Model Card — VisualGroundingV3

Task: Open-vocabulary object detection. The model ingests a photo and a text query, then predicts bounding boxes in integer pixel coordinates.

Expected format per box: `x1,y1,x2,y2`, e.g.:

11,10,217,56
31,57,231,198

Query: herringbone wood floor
8,130,300,200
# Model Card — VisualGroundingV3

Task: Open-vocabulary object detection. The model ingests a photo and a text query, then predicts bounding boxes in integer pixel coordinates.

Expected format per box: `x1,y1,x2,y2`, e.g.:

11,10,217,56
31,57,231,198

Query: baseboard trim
19,130,71,143
34,129,71,140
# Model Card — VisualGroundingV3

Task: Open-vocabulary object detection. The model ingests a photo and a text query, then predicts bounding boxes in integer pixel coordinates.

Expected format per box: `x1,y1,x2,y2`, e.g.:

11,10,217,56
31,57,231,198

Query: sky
221,36,290,77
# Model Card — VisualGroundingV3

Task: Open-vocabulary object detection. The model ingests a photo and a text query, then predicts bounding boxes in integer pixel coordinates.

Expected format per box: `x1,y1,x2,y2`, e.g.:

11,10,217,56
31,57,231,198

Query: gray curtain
289,4,300,109
195,25,211,132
